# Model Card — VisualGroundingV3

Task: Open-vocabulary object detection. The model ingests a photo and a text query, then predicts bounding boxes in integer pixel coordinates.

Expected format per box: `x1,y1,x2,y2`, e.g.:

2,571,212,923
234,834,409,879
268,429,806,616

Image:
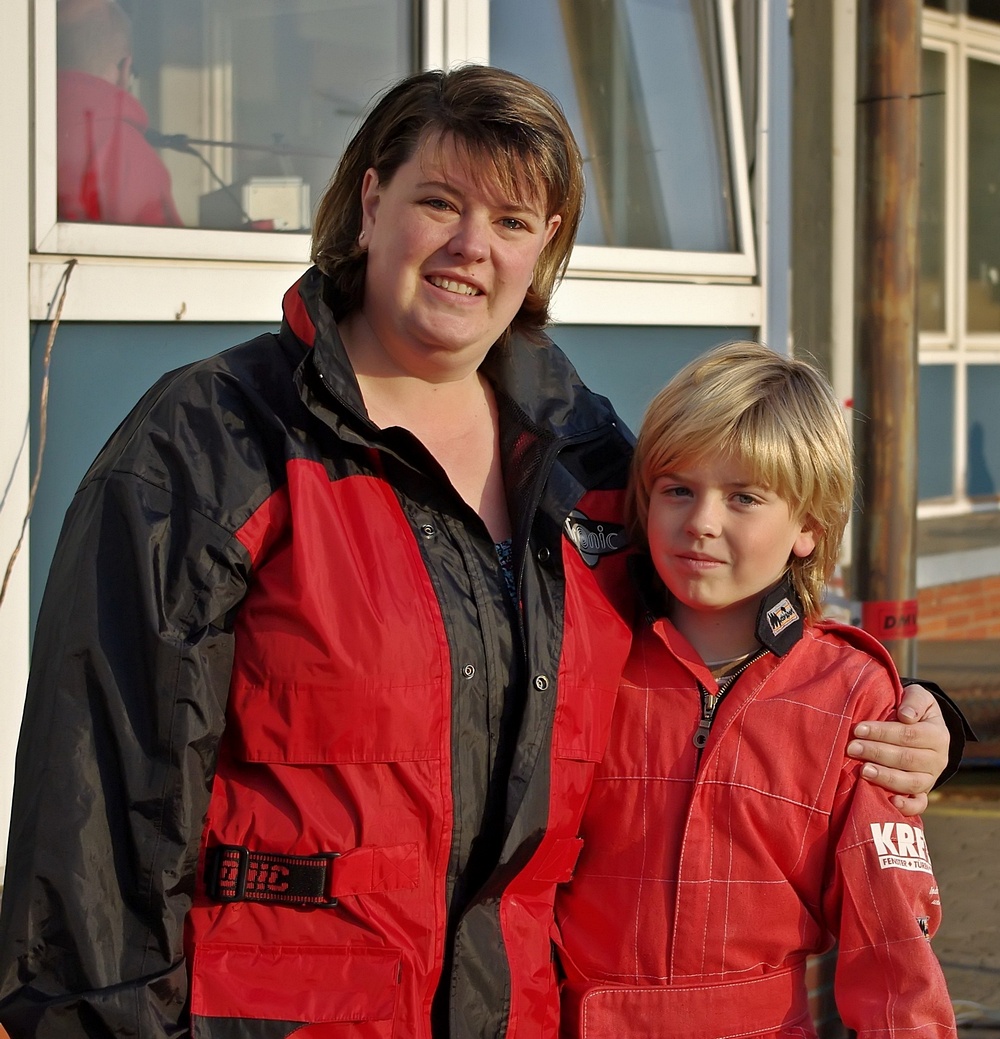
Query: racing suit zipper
693,648,768,765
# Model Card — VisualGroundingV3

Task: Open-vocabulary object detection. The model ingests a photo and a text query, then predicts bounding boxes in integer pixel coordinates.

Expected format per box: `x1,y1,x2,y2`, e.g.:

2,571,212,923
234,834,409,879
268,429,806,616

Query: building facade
3,0,998,886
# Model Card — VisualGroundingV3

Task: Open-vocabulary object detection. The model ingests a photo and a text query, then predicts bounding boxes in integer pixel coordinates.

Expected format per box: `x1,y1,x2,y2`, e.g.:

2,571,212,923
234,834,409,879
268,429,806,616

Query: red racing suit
0,267,635,1038
555,573,957,1039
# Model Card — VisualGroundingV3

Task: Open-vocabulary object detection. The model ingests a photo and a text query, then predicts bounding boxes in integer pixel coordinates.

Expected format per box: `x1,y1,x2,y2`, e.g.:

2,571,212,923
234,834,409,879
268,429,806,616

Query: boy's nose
686,499,722,537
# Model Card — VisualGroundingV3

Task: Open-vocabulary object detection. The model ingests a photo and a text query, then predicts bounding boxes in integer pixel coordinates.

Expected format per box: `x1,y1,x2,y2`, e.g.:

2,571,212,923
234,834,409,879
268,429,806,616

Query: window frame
30,0,763,326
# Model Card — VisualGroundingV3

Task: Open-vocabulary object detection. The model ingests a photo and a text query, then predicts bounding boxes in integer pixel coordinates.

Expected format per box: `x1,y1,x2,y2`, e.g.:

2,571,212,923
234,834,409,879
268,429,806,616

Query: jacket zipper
693,648,768,765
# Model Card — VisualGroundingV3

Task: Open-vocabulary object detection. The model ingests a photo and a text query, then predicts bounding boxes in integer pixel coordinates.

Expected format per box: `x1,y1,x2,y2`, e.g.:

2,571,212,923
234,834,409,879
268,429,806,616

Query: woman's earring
358,230,366,245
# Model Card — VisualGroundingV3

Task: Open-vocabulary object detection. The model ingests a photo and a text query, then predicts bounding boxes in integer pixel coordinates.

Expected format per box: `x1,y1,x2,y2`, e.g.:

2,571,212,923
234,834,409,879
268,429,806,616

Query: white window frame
920,8,1000,518
29,0,763,327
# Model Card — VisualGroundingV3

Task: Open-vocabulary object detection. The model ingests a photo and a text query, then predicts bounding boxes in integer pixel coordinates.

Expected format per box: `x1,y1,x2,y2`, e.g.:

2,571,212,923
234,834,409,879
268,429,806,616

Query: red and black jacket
0,267,635,1038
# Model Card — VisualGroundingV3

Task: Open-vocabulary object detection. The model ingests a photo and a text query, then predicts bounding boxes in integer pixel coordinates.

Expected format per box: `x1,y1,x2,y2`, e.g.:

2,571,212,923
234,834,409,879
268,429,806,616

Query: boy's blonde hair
628,341,854,621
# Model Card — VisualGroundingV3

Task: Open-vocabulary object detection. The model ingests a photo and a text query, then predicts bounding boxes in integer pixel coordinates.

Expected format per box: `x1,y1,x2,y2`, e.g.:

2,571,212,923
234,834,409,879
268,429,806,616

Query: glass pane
918,50,946,332
56,0,414,231
967,365,1000,498
967,57,1000,332
968,0,1000,24
490,0,738,252
918,364,955,500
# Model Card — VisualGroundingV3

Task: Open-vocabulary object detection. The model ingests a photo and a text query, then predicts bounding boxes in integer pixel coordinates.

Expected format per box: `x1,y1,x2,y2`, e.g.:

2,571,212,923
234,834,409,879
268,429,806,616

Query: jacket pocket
190,942,400,1039
228,679,446,764
551,682,619,763
575,977,815,1039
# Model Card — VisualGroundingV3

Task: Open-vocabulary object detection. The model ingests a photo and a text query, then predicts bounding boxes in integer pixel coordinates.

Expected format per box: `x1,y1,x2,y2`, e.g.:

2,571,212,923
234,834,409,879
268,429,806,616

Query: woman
0,66,957,1039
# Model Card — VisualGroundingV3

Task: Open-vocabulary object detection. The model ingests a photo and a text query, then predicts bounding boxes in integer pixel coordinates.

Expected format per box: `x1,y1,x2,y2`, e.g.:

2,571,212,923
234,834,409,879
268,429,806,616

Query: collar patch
564,510,628,568
766,597,799,637
755,577,804,656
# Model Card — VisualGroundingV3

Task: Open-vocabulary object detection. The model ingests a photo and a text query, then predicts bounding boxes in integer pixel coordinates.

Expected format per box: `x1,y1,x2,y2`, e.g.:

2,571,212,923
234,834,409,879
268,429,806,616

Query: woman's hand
847,684,949,817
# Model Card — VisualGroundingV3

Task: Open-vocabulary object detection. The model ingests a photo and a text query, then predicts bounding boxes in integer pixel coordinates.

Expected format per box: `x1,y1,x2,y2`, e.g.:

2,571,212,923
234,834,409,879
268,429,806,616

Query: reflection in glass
918,50,946,332
56,0,414,231
491,0,737,252
918,364,955,500
967,58,1000,332
967,365,1000,498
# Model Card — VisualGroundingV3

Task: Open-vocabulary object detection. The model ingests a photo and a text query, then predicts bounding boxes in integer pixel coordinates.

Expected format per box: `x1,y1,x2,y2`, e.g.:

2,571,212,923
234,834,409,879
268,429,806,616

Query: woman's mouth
428,276,482,297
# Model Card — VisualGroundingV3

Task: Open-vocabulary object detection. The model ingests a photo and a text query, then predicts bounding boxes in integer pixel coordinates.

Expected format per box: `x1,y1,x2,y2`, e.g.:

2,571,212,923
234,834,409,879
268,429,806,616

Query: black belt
203,842,419,907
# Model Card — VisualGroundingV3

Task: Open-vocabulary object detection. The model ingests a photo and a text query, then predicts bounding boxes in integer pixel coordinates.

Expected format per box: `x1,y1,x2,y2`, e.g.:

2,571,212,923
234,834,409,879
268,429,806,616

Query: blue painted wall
29,321,277,625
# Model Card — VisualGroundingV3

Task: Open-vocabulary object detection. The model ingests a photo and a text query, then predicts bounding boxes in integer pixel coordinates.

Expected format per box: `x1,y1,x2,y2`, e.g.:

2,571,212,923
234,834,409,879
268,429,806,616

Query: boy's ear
792,517,818,559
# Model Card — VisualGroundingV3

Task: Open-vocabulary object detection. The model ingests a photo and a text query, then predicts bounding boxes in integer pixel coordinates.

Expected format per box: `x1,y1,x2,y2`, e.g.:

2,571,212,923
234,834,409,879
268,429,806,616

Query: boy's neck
666,596,762,667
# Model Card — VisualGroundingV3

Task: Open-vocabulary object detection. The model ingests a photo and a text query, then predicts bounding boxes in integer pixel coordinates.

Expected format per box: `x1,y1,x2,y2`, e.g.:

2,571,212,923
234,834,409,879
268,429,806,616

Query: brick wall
918,574,1000,640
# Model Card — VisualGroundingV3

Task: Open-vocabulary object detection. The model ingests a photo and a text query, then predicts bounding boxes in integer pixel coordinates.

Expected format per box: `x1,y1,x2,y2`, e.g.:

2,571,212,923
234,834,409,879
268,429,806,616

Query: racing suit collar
629,553,805,658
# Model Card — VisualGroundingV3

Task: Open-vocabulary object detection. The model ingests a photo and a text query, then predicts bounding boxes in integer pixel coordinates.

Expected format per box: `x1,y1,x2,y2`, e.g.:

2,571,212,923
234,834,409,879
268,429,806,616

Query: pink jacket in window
57,68,182,226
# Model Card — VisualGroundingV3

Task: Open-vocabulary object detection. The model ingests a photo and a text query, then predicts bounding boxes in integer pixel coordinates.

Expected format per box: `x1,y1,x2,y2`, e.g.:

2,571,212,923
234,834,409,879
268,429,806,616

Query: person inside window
56,0,182,226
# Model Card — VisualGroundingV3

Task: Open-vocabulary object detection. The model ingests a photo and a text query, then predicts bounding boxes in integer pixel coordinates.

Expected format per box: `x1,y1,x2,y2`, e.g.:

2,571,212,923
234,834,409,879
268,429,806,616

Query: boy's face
645,453,816,630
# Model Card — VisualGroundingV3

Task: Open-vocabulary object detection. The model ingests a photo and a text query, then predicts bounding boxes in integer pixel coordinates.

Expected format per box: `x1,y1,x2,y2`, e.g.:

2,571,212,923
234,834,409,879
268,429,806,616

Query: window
966,56,1000,332
39,0,415,258
490,0,756,277
919,7,1000,510
31,0,764,326
918,47,947,333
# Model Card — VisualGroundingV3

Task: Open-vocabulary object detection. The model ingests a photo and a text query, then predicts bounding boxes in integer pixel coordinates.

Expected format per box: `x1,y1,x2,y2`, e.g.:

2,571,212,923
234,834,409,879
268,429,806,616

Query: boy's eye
500,217,526,231
424,197,452,211
734,492,758,506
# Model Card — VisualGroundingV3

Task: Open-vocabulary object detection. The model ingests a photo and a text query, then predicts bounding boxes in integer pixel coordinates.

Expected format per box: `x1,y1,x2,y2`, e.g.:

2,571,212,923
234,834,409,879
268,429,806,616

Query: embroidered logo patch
766,597,800,637
869,822,933,873
563,510,627,567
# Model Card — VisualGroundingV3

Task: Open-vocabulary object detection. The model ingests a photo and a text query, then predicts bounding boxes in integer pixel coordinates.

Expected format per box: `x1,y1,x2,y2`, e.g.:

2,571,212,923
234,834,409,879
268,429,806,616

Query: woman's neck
339,312,512,543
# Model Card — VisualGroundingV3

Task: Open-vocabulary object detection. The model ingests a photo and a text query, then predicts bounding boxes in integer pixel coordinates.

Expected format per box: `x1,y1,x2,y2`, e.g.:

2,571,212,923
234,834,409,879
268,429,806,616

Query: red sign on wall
861,599,918,640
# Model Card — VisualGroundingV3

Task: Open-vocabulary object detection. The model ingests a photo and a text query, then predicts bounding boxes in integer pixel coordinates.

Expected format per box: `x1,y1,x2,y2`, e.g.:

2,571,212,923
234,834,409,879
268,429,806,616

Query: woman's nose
448,215,489,262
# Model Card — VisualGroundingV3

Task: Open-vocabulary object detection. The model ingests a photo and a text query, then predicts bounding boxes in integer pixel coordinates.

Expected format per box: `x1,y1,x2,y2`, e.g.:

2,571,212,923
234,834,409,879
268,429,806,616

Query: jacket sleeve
899,677,977,787
0,464,249,1038
823,672,957,1038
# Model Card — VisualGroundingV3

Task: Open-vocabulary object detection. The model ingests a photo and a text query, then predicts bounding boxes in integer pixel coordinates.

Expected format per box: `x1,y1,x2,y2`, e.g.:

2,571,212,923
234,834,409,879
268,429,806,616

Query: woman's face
358,132,561,379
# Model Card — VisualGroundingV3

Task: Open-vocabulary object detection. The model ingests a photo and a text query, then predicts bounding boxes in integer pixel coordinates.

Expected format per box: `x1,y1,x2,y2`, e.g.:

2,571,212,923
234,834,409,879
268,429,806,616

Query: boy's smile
645,453,816,655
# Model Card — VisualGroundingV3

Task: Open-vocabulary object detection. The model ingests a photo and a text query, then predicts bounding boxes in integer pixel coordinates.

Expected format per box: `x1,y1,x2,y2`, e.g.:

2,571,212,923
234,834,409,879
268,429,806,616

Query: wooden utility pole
853,0,921,675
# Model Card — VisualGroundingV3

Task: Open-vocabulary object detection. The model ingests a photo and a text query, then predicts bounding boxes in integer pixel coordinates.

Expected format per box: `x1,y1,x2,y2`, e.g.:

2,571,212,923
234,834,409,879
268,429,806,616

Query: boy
554,342,956,1038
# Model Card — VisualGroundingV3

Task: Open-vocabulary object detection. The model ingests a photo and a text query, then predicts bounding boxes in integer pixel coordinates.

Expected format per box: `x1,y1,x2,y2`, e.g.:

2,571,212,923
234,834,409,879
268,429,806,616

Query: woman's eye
500,217,526,231
425,198,452,211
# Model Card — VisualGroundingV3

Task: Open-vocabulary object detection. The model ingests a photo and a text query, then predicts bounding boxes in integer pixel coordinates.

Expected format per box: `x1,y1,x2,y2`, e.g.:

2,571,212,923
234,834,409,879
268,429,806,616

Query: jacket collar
631,553,805,658
281,266,621,446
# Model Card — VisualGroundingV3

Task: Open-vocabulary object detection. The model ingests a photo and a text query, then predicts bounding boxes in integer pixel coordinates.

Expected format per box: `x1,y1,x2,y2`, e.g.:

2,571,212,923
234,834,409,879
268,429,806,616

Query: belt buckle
320,851,341,908
206,844,249,902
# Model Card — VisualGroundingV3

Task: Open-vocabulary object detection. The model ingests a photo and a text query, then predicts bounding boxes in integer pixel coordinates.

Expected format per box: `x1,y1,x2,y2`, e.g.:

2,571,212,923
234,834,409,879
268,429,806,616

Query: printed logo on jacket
563,510,628,567
869,822,933,873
